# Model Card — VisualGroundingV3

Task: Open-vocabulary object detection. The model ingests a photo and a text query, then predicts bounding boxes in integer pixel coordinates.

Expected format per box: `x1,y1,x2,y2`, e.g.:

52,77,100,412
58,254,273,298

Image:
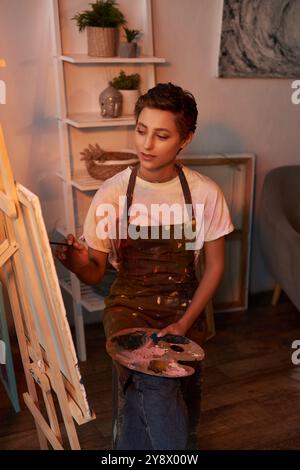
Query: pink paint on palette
106,328,205,378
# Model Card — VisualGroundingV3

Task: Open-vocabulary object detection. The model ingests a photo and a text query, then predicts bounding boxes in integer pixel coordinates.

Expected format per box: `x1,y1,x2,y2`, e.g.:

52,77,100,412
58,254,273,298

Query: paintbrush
50,236,85,247
49,241,69,246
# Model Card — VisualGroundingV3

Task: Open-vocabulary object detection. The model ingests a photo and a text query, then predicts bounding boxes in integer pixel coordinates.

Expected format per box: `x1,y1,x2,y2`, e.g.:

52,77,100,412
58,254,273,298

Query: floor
1,292,300,450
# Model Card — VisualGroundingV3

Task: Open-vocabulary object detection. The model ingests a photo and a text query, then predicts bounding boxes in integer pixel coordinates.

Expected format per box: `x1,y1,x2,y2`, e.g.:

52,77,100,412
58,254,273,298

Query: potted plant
119,27,141,58
110,70,141,116
72,0,126,57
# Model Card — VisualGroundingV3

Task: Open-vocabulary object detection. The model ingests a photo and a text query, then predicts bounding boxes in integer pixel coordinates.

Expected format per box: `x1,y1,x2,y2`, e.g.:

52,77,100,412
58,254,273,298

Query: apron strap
126,163,195,224
126,164,139,225
175,163,195,220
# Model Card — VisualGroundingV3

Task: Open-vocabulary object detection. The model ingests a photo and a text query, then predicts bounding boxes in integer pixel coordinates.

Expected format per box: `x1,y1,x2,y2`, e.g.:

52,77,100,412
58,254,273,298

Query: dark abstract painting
218,0,300,77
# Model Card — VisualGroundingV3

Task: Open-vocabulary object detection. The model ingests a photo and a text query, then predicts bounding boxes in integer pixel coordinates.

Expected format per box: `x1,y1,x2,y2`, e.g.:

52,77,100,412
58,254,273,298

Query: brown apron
103,163,206,449
103,163,207,345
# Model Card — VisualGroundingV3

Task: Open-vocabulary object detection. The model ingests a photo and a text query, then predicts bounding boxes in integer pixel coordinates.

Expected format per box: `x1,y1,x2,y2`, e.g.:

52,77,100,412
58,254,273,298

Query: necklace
137,166,178,183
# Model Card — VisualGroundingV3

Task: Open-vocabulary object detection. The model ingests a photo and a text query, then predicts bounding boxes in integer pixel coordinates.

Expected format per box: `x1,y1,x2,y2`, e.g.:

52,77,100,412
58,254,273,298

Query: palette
106,327,205,378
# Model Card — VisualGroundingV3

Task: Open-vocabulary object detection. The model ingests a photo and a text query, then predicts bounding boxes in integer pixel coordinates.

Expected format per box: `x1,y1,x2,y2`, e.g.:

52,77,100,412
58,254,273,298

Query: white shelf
63,113,136,128
59,278,105,312
71,173,104,191
60,53,166,64
56,171,104,191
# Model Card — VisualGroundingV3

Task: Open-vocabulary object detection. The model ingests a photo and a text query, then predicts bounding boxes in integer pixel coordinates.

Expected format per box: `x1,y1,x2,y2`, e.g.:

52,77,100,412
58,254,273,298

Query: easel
0,125,95,450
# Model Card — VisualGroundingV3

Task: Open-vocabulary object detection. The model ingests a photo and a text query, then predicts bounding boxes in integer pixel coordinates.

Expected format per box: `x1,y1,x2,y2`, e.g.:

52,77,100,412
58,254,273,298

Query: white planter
120,90,139,116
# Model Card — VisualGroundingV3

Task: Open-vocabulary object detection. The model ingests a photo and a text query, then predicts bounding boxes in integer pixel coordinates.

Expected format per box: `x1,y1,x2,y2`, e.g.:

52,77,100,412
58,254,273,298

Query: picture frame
179,154,255,311
218,0,300,78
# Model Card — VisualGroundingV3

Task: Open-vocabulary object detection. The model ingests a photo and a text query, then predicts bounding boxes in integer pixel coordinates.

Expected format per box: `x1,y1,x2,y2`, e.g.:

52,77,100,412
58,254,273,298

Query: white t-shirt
83,165,234,269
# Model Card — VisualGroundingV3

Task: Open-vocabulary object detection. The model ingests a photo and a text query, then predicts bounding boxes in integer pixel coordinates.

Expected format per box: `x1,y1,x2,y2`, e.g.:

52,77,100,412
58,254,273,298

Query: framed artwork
0,281,20,412
219,0,300,78
180,154,255,311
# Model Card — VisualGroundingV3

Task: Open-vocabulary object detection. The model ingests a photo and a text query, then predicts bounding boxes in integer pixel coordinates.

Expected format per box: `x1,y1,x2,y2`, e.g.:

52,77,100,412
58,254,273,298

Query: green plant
123,27,141,43
110,70,141,90
72,0,126,31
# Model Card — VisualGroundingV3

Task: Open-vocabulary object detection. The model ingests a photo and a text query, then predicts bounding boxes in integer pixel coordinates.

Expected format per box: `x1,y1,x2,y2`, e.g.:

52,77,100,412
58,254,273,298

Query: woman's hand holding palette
106,327,205,377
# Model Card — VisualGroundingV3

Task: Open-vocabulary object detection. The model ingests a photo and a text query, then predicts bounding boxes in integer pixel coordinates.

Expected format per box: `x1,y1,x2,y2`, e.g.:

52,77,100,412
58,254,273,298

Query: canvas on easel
0,124,95,450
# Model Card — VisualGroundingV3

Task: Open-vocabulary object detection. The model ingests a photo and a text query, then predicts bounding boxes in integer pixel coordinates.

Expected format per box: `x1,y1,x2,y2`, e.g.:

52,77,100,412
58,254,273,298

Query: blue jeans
112,362,202,450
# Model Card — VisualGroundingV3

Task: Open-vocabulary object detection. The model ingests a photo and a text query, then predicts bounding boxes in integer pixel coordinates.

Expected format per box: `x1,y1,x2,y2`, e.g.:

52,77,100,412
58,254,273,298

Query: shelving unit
50,0,165,361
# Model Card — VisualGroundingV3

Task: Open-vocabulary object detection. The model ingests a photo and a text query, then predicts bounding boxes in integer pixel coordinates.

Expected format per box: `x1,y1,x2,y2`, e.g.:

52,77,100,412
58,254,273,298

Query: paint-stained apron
103,163,206,448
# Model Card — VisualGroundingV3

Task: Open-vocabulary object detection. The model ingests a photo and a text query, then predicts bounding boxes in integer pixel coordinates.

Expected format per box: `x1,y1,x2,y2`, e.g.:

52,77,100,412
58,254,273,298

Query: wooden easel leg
42,390,63,446
3,264,48,449
59,400,81,449
23,393,64,450
272,284,282,306
26,387,48,449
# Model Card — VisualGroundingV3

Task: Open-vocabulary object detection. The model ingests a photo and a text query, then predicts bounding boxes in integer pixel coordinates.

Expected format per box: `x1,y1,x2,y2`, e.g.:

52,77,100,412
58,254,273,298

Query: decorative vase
119,42,138,58
87,27,118,57
99,86,122,118
120,89,139,116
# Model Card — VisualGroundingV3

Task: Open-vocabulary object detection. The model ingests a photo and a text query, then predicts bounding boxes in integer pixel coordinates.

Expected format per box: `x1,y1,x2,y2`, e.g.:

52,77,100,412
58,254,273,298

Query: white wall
1,0,299,293
152,0,300,292
0,0,61,235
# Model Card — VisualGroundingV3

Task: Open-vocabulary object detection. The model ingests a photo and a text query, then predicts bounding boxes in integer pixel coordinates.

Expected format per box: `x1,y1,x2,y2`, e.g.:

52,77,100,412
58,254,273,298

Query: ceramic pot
120,89,139,116
99,86,122,118
119,42,138,58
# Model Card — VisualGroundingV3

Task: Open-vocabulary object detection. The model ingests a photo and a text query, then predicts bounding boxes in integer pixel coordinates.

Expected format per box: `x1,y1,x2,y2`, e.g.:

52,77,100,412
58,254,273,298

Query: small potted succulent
72,0,126,57
110,70,141,116
119,27,141,58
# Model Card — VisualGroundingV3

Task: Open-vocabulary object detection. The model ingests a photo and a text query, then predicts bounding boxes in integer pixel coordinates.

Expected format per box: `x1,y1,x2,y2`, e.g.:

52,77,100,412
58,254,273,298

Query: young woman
55,83,234,450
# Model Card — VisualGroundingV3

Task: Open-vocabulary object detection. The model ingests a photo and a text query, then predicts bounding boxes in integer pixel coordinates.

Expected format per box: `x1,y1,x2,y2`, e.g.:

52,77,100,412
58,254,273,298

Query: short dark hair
134,82,198,139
